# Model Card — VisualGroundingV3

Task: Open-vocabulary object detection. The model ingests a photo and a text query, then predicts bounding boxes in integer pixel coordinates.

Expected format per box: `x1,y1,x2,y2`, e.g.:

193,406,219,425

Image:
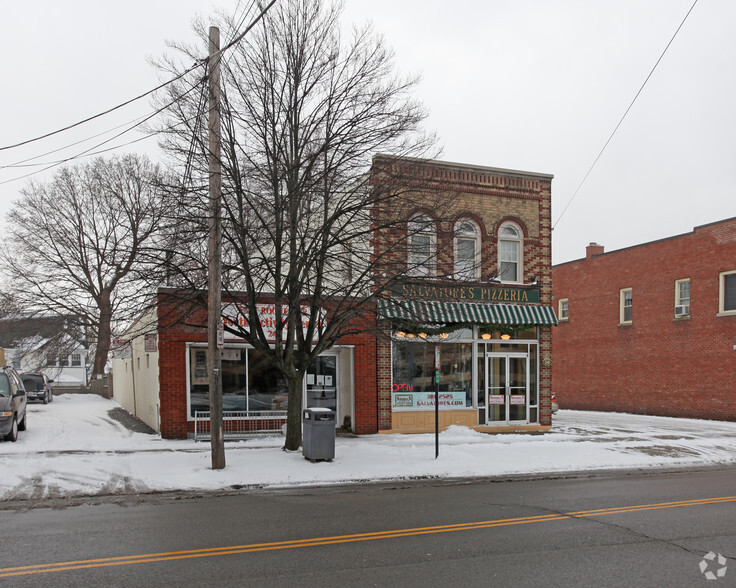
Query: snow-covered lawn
2,394,736,501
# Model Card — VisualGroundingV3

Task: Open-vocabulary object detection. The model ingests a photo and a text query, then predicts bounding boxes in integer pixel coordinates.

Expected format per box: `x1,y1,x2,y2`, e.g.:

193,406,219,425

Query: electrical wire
0,75,206,186
0,0,276,186
0,59,205,153
552,0,699,230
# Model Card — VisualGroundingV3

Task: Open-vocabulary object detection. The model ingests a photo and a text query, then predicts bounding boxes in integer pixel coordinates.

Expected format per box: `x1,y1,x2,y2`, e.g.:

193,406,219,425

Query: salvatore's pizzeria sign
391,281,540,304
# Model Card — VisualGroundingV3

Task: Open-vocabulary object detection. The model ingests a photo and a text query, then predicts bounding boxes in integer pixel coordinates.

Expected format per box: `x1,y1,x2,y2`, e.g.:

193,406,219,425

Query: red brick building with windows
113,157,558,438
552,217,736,421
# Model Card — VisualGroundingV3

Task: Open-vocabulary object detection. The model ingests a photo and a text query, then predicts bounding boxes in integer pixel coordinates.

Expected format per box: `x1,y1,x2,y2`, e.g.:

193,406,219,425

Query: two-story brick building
113,157,558,438
552,217,736,421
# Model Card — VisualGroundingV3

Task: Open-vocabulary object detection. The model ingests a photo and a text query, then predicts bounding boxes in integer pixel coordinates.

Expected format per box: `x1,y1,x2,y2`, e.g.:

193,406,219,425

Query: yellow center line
1,495,734,578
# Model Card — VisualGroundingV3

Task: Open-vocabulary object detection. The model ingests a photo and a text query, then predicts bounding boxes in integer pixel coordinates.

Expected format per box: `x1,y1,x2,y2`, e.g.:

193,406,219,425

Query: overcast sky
2,0,733,265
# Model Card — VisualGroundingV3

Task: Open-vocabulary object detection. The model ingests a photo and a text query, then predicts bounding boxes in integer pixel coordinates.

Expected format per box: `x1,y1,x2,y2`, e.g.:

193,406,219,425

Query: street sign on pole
435,345,440,459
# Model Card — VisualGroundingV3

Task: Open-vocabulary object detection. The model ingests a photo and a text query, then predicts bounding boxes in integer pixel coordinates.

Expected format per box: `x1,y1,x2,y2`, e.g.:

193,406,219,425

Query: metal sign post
435,345,440,459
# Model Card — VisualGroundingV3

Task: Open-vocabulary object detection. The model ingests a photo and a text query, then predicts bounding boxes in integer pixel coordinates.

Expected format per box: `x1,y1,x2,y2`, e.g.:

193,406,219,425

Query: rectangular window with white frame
719,270,736,316
674,278,690,318
558,298,568,321
620,288,632,324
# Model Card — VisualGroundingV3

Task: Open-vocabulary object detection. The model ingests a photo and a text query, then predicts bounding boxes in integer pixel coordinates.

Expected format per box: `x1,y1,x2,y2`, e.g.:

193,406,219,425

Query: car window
0,374,10,396
23,378,40,390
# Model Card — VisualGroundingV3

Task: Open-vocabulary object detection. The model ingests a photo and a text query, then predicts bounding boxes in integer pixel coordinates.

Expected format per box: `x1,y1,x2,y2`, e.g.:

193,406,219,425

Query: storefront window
392,341,473,410
188,346,288,416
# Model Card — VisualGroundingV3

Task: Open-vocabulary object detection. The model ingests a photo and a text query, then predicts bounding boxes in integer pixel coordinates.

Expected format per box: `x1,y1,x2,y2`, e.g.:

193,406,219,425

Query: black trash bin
302,407,336,462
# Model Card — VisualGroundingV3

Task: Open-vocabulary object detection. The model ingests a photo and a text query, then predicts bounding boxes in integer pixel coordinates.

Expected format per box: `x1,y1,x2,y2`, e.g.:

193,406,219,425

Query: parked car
0,366,28,442
551,391,559,414
21,372,54,404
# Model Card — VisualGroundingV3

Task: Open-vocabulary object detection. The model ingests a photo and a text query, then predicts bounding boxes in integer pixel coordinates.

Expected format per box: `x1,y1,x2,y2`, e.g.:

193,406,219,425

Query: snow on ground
2,394,736,501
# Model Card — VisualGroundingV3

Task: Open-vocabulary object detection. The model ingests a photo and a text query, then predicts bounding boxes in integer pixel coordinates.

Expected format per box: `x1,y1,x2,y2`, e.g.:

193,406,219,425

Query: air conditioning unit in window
675,305,690,317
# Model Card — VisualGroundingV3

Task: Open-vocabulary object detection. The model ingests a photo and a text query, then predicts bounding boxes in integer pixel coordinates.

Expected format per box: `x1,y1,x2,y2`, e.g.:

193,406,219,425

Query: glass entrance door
305,355,338,412
486,353,528,424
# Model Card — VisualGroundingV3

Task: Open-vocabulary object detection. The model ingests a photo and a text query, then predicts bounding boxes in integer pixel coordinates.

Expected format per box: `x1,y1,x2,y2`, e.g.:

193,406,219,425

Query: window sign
392,341,473,411
222,303,326,342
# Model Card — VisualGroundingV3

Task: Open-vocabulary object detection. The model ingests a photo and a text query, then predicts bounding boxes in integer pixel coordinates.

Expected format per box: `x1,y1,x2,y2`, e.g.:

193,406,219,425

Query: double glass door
486,353,528,423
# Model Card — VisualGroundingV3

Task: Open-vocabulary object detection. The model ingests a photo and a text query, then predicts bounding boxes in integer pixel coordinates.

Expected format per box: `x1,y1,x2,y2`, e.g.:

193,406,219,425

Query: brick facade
552,217,736,421
372,157,556,431
145,156,557,439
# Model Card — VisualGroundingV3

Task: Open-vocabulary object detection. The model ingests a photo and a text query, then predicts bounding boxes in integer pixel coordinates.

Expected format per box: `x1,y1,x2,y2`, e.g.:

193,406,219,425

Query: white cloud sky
2,0,733,264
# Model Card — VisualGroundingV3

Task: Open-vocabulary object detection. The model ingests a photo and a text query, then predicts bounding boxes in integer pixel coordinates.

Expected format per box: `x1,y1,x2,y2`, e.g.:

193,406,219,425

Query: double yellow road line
2,495,734,578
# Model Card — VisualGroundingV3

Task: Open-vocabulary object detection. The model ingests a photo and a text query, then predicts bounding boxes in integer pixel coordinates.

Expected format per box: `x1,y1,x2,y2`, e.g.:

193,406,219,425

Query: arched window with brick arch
454,218,481,281
498,221,523,283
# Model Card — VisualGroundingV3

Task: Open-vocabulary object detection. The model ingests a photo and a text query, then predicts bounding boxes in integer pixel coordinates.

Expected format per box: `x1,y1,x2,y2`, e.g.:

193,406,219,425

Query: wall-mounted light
406,333,415,338
396,331,406,338
418,332,427,339
501,333,511,340
481,333,492,340
439,333,449,339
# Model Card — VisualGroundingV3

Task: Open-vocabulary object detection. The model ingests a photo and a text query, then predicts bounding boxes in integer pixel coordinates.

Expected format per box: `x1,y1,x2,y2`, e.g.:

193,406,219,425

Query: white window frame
407,214,436,277
674,278,690,318
454,218,481,281
558,298,569,321
620,288,633,325
498,221,523,283
718,270,736,316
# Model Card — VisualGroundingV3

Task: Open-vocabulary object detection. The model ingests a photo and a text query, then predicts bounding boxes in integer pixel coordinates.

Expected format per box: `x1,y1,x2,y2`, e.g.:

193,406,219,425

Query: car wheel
4,416,18,442
18,412,26,432
43,395,49,405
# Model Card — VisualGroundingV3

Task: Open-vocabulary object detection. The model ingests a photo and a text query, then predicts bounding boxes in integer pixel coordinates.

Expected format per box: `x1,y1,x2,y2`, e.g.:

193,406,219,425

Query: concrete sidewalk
2,395,735,505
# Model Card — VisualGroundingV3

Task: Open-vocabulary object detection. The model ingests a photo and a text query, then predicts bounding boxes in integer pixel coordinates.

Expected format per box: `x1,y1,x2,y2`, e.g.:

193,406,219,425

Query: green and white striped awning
377,299,558,326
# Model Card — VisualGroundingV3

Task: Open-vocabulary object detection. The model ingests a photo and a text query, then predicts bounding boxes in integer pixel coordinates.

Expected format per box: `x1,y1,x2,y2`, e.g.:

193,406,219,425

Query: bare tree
156,0,441,451
2,154,168,377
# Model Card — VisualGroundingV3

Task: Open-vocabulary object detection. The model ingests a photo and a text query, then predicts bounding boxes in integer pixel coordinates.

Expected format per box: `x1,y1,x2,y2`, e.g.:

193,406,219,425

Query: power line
0,59,205,153
552,0,699,230
0,75,206,186
0,1,277,185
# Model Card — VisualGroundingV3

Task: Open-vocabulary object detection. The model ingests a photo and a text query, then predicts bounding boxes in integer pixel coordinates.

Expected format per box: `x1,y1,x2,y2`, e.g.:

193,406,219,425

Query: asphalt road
1,468,734,587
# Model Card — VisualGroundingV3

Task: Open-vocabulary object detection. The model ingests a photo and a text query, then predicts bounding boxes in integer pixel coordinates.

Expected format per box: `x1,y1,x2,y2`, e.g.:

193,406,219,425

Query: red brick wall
155,292,380,438
552,218,736,421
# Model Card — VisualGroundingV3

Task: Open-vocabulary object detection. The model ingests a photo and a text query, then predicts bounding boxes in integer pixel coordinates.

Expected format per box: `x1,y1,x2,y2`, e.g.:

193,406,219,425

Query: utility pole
207,26,225,470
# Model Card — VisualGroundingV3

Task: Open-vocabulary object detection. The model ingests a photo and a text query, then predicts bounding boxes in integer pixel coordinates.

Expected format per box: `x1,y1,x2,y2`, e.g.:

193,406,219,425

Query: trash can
302,407,336,462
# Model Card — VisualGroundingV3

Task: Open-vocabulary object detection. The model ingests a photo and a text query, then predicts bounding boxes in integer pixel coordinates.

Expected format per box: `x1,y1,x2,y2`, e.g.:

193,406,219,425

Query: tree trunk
284,372,305,451
94,289,113,378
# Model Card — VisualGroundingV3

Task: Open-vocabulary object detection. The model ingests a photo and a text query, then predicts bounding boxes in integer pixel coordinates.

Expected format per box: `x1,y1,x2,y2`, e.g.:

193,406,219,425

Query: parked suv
0,366,28,442
21,372,53,404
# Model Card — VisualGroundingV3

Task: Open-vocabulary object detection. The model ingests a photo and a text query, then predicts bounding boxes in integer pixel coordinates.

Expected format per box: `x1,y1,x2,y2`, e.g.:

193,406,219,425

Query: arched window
498,221,523,283
407,214,435,277
454,218,480,280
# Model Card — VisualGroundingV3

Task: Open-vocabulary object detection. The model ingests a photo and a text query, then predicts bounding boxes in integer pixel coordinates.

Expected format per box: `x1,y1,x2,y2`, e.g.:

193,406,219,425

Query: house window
407,214,435,277
620,288,633,324
71,353,82,367
719,270,736,315
47,354,56,366
58,356,69,367
498,222,523,283
558,299,569,321
674,279,690,317
454,219,480,280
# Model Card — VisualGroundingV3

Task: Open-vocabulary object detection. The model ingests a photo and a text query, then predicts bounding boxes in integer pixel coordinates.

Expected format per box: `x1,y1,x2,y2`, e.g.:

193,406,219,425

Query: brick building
113,157,558,438
552,217,736,421
373,156,557,433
